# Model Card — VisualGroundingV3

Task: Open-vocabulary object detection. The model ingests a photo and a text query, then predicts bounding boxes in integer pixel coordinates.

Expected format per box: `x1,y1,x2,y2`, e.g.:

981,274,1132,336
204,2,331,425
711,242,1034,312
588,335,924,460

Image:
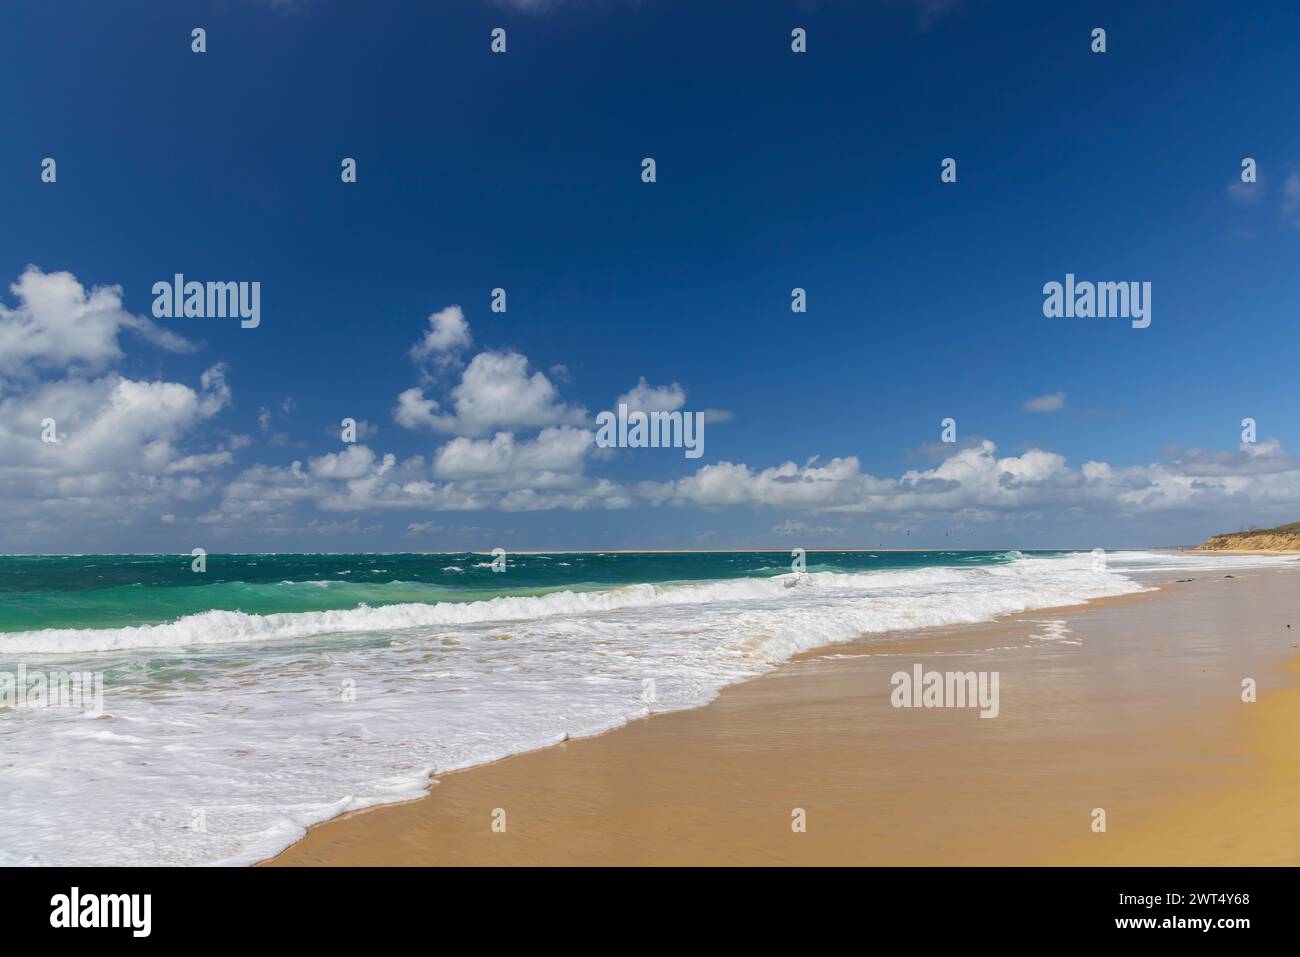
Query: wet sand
266,566,1300,866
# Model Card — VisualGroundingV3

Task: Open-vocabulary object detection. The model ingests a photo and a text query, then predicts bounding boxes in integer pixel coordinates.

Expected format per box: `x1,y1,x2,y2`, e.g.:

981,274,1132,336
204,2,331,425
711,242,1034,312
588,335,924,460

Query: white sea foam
1026,618,1074,642
0,550,1290,867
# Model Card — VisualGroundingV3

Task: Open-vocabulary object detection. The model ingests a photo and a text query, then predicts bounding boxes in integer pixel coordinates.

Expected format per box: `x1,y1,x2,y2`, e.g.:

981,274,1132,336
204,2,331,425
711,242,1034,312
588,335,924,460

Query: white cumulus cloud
1023,391,1066,413
0,266,195,378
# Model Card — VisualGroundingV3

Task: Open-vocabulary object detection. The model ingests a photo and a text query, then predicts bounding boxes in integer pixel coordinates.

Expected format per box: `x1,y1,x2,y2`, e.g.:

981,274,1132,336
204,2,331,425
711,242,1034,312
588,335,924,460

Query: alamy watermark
50,887,150,937
890,664,1000,718
595,404,704,459
1,665,104,716
152,274,260,329
1043,273,1150,329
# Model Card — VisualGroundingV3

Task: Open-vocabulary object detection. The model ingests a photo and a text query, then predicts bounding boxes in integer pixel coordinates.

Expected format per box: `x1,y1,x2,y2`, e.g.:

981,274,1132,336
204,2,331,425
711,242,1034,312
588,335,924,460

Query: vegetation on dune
1197,522,1300,551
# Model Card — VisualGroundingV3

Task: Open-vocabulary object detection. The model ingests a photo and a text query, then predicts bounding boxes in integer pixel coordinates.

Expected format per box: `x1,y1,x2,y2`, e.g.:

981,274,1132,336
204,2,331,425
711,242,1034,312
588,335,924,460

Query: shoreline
265,564,1300,866
1190,548,1300,555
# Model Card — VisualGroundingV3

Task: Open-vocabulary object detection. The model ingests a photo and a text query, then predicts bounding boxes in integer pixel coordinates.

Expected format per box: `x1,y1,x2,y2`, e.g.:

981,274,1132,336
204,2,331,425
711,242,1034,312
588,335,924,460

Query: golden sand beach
266,566,1300,866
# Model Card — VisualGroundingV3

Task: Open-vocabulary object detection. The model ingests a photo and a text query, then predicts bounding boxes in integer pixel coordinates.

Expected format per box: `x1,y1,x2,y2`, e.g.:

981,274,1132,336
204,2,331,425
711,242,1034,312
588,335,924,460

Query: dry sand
265,566,1300,866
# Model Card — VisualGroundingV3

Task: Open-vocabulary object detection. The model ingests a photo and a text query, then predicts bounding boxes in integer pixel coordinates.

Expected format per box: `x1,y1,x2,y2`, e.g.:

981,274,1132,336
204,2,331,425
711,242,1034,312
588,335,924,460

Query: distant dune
1197,521,1300,552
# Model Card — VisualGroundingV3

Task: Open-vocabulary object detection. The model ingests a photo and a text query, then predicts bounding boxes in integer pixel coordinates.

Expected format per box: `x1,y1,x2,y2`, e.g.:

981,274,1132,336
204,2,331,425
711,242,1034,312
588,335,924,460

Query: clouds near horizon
6,266,1300,550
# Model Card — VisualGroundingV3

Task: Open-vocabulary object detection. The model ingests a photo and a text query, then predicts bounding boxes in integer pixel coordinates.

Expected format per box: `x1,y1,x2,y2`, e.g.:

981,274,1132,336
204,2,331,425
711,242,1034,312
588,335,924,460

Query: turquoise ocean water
0,550,1041,634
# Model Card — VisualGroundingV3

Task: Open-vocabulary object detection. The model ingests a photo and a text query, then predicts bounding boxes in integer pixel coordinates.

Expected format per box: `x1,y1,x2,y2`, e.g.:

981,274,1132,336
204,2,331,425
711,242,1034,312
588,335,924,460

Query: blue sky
2,0,1299,552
